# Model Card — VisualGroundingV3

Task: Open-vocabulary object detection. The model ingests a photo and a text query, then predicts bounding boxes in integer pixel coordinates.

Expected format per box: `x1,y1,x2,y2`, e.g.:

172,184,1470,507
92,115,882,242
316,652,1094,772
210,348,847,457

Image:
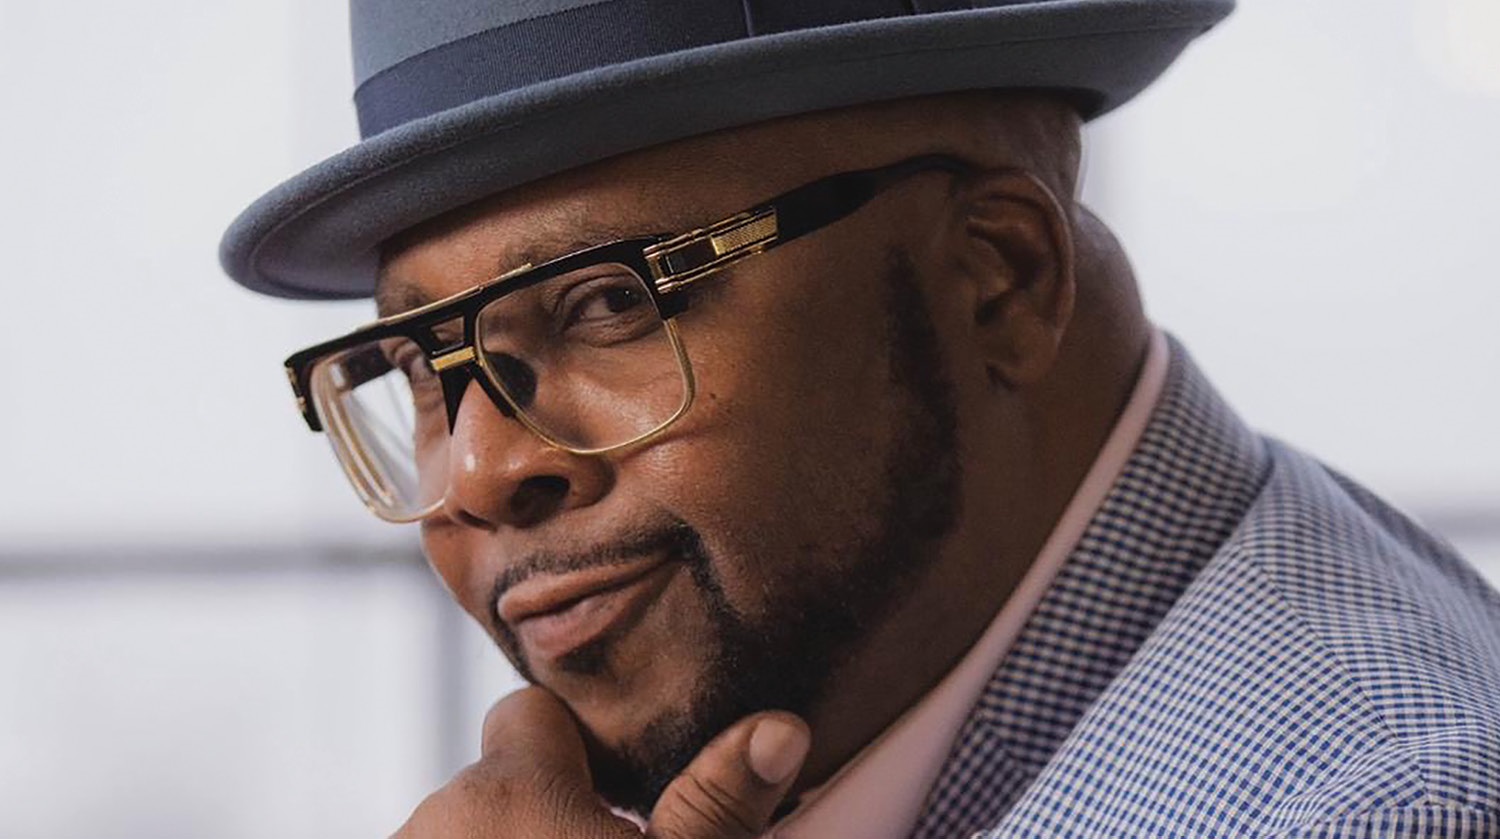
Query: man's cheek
420,527,502,631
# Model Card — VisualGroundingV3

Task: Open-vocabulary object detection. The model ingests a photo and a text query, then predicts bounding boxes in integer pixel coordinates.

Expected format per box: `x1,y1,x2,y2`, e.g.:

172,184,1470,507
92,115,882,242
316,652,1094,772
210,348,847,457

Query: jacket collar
909,336,1271,839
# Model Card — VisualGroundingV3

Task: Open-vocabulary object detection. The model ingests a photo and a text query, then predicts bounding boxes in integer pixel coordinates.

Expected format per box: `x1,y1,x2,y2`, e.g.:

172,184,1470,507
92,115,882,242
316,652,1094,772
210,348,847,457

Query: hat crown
352,0,609,87
348,0,987,137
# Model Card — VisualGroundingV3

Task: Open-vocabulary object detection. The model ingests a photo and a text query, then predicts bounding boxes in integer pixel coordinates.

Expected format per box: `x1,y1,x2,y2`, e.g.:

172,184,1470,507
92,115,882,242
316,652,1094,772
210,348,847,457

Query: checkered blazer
908,339,1500,839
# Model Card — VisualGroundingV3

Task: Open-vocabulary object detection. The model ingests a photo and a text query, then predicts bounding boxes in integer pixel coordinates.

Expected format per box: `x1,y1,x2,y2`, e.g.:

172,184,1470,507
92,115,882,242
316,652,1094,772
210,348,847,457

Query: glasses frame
284,154,973,519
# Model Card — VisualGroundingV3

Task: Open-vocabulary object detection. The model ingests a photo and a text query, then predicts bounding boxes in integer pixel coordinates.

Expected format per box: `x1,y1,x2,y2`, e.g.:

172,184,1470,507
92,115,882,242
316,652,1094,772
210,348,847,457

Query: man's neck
788,318,1154,793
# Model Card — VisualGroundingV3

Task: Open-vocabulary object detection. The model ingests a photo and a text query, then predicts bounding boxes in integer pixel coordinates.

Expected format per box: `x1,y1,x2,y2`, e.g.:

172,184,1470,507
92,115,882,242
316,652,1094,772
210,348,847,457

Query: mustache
489,517,705,611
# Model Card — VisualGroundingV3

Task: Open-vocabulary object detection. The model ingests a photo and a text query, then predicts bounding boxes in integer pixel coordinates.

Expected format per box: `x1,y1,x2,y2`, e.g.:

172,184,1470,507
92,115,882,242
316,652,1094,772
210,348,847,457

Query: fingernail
747,718,809,785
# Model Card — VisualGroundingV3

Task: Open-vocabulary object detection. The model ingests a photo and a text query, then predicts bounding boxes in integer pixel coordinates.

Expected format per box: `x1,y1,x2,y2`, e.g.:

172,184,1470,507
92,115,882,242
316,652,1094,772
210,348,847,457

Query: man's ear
954,169,1076,390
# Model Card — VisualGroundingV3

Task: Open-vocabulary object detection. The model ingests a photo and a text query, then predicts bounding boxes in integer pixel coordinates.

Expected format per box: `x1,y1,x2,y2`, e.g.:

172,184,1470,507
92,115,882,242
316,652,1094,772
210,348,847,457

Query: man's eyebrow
509,228,636,272
374,224,646,320
374,282,427,320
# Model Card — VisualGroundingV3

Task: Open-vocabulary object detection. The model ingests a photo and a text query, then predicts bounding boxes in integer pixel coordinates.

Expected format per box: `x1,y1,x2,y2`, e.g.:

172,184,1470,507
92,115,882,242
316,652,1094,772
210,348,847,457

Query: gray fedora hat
221,0,1233,300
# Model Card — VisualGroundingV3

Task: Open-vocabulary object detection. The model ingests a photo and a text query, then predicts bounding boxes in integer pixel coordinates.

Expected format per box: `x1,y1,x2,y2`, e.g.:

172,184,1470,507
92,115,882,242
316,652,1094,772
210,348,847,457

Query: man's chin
578,699,715,816
515,650,716,815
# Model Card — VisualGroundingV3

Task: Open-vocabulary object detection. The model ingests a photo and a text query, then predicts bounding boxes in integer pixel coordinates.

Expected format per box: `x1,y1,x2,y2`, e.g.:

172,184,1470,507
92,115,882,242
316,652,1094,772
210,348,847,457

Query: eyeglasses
284,154,973,522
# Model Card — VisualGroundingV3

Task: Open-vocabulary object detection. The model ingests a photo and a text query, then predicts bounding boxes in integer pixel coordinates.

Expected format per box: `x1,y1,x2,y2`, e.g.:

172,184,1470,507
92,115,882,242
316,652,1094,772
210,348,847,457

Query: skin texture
379,91,1152,830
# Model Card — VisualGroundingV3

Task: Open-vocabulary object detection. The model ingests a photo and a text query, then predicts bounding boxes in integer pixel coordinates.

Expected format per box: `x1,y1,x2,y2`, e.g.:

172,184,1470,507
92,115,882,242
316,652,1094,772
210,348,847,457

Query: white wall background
1085,0,1500,512
0,1,381,548
0,1,1495,837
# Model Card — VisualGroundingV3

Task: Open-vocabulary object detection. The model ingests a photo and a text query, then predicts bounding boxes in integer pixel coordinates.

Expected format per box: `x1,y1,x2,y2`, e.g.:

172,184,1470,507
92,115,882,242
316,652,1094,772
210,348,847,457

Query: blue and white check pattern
909,339,1500,838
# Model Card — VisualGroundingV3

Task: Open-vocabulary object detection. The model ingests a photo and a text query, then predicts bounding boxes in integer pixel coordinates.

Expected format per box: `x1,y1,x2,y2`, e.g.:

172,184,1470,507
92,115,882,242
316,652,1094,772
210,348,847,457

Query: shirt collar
767,330,1171,839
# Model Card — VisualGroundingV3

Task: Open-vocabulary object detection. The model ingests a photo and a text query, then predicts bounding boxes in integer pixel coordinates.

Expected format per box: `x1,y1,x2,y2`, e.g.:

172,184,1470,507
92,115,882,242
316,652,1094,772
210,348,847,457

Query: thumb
647,712,810,839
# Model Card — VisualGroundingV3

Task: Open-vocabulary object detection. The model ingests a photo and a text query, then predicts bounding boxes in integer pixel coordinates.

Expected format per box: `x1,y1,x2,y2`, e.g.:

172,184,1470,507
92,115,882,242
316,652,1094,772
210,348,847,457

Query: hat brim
221,1,1231,299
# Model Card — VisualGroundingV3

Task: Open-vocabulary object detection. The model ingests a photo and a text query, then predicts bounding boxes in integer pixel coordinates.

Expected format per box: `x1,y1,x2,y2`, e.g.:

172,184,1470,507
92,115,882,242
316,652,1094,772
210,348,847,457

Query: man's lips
497,556,676,662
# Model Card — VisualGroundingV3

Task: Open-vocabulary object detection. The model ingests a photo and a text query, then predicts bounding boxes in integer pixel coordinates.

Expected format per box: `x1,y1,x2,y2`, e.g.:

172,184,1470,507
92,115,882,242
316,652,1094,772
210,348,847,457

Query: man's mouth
496,555,677,663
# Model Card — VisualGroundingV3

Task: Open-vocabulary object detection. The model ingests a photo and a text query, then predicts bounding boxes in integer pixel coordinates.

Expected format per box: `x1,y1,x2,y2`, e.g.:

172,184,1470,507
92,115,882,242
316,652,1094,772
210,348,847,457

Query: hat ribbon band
354,0,975,138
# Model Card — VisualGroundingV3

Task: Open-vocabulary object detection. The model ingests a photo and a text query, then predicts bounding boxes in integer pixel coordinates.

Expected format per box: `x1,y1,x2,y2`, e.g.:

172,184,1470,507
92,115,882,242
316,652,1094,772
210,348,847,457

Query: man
220,2,1500,837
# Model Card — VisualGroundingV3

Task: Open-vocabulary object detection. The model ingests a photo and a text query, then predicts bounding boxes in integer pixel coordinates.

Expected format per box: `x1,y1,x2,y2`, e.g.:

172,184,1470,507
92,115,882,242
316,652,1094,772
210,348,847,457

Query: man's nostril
509,475,571,524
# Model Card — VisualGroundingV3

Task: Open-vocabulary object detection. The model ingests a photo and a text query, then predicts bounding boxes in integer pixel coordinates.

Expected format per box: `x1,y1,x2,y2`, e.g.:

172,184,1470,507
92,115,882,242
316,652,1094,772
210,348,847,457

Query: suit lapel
909,338,1270,839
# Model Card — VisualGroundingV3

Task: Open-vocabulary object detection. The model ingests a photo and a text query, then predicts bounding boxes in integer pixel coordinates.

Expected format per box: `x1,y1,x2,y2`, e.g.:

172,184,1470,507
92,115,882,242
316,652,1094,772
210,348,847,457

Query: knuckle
671,771,758,838
481,693,515,729
406,766,521,833
533,767,584,814
401,790,461,836
455,765,518,807
398,757,600,838
480,702,510,754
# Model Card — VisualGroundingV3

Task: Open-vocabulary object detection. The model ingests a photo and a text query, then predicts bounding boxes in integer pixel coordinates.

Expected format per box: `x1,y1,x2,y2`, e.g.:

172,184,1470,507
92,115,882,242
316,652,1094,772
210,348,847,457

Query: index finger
480,686,594,783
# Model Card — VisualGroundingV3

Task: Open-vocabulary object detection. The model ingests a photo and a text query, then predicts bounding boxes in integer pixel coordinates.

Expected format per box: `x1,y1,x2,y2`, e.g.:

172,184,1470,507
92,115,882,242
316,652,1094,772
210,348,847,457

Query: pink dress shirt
766,330,1170,839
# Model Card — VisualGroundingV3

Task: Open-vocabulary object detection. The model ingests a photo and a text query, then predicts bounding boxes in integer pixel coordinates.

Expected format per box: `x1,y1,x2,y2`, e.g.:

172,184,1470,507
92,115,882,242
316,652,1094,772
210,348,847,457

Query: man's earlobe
958,169,1076,390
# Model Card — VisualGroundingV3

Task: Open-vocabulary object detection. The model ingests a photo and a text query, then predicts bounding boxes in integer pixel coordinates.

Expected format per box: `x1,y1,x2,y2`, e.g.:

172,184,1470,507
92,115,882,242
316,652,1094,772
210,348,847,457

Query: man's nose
441,378,612,529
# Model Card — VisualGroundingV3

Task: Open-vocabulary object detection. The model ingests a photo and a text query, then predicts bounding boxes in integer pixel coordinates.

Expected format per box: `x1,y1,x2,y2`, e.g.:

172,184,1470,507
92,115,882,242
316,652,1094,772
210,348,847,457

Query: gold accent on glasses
285,365,307,414
431,346,477,372
644,209,779,294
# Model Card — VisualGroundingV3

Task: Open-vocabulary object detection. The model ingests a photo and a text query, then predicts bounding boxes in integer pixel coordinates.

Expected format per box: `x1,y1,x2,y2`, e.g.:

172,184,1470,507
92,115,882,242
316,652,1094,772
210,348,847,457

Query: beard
580,247,965,813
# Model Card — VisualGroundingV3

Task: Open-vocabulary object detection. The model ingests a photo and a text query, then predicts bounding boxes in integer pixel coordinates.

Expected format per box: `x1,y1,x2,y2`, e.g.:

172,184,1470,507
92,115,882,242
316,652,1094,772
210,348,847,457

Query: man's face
381,121,977,811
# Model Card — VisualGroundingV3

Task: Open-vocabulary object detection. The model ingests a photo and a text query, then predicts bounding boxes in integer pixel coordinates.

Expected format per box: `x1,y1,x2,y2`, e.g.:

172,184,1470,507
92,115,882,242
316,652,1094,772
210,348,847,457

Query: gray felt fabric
351,0,616,86
221,0,1234,300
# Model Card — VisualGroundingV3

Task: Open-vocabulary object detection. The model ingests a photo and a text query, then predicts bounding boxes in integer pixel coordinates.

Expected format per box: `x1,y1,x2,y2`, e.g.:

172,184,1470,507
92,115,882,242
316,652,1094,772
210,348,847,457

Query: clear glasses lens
308,263,690,521
475,262,689,451
308,335,449,521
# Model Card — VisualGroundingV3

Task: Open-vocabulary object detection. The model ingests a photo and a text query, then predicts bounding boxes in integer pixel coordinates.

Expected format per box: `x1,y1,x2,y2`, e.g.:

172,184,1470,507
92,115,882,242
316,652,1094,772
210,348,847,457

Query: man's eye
404,355,435,382
383,345,444,407
564,279,646,326
386,346,432,382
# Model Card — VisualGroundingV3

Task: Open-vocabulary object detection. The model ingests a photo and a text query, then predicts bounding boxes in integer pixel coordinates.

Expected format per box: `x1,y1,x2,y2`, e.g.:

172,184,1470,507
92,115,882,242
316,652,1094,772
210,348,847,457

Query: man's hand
393,687,811,839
